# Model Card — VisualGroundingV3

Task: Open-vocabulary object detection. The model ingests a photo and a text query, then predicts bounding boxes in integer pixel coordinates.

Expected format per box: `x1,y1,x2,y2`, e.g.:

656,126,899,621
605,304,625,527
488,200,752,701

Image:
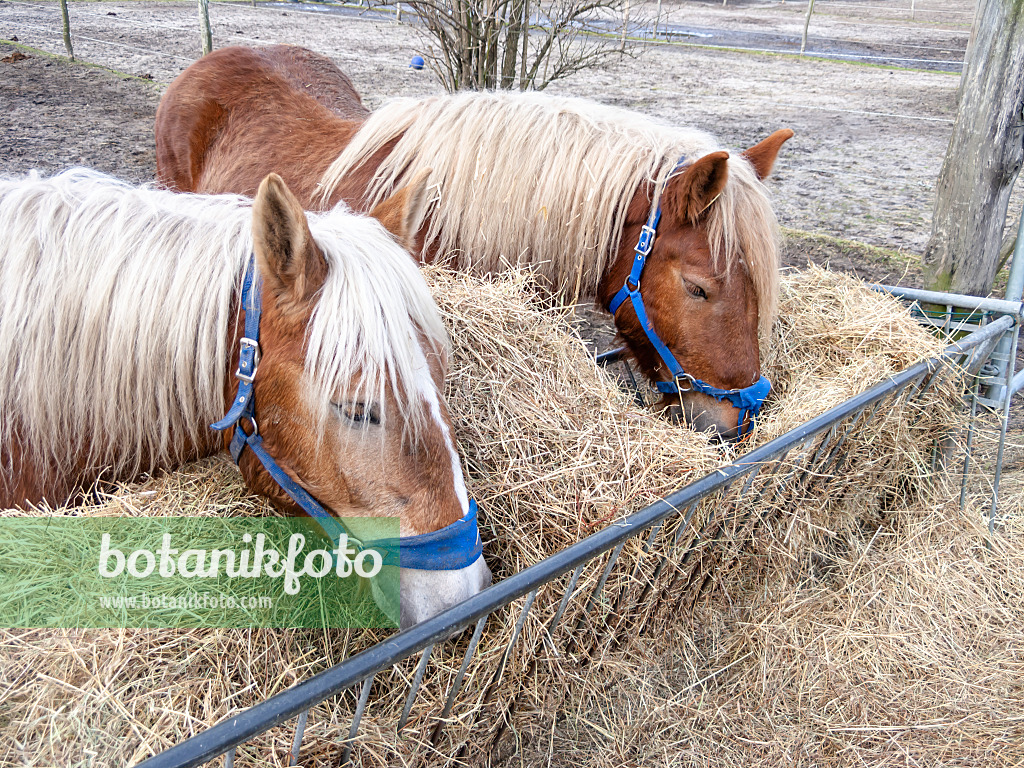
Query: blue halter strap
211,259,483,571
607,160,771,436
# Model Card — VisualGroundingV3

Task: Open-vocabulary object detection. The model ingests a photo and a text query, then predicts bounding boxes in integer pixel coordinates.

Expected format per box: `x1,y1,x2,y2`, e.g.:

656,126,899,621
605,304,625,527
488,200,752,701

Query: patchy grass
781,226,924,287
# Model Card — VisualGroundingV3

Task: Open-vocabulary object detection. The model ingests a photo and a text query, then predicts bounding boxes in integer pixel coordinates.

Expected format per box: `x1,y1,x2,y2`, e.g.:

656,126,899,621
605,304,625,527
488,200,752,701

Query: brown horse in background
156,45,794,439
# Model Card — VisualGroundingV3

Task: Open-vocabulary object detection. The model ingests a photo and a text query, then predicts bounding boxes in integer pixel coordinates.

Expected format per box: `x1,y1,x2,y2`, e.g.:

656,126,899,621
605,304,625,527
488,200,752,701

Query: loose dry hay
0,265,971,767
515,494,1024,767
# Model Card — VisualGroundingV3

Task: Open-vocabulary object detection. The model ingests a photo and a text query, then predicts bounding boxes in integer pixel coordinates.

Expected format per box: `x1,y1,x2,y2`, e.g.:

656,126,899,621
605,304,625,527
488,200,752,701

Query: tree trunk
923,0,1024,296
59,0,73,61
620,0,629,52
998,228,1018,273
501,0,523,87
518,0,528,88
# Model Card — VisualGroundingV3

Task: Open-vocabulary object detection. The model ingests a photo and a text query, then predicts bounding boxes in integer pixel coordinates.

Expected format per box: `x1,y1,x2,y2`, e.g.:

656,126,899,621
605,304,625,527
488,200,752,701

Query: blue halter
607,160,771,436
211,260,484,571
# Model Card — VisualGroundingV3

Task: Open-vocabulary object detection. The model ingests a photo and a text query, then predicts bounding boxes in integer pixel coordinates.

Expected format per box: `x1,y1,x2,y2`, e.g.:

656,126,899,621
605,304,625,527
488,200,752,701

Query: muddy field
2,0,1020,269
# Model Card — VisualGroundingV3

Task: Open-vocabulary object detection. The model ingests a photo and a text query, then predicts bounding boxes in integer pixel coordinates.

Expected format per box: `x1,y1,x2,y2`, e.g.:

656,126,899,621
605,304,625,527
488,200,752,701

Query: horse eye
684,280,707,300
333,402,381,426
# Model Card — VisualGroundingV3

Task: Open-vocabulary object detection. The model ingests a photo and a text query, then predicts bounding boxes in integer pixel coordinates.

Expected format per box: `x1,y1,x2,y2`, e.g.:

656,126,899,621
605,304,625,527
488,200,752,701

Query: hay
0,266,968,767
513,495,1024,767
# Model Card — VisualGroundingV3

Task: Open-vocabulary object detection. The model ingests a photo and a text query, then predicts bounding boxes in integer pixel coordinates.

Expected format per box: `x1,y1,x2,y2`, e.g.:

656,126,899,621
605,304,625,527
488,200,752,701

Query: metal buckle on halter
236,337,261,383
636,225,657,257
674,373,697,393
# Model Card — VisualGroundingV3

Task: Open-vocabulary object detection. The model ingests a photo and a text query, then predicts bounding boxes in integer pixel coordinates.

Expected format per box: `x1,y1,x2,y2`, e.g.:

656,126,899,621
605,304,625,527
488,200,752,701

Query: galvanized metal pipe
547,564,585,639
339,675,375,767
873,284,1024,318
438,616,487,721
288,709,308,766
989,324,1020,533
397,645,434,731
1006,208,1024,306
989,209,1024,401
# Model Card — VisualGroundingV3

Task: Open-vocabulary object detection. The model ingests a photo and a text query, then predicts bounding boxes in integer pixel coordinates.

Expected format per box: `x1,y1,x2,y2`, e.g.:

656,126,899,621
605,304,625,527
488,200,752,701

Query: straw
0,265,971,767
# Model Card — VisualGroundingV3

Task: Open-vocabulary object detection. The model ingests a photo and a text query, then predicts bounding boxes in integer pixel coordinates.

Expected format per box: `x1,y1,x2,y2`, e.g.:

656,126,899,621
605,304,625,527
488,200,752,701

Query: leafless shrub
392,0,639,91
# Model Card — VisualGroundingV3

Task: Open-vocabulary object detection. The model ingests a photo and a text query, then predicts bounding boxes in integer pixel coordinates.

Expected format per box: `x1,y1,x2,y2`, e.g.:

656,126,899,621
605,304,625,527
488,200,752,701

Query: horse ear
663,151,730,224
252,173,327,314
742,128,794,180
370,167,433,249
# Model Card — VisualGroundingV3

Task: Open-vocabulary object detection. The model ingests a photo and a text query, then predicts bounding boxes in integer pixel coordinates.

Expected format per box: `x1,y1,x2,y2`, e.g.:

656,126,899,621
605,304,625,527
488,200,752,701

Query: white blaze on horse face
389,342,490,630
411,343,470,520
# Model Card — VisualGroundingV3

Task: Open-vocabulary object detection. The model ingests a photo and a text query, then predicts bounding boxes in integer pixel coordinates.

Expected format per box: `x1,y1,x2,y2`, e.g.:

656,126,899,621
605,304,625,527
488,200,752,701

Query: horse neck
214,112,365,212
321,133,403,214
284,116,367,211
595,183,653,306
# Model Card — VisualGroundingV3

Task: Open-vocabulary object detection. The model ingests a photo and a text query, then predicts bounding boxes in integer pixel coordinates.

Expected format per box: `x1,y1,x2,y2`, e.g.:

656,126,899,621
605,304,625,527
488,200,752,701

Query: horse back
258,44,369,119
155,45,365,202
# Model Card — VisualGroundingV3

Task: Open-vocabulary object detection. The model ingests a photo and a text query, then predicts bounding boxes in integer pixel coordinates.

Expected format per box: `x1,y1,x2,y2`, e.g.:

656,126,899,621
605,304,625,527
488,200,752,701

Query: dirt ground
2,0,1020,266
1,2,1023,765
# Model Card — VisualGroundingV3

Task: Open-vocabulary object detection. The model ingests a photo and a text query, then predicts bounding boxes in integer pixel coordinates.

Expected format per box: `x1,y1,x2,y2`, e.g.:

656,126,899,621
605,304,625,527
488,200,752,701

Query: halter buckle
636,225,657,257
674,373,697,393
236,337,261,383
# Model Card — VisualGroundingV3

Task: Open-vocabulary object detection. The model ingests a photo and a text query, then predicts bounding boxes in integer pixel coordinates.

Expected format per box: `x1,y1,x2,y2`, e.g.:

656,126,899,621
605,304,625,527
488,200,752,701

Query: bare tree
396,0,636,91
922,0,1024,295
800,0,815,56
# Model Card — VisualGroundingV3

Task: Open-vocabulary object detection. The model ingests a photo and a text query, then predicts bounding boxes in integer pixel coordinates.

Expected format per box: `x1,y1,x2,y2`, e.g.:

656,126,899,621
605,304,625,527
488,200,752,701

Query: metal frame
869,283,1023,531
134,307,1015,768
869,284,1024,407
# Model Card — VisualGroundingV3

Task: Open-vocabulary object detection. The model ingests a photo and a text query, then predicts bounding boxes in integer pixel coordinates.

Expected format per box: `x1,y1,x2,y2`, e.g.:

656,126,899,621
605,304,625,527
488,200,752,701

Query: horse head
603,129,793,440
237,172,490,628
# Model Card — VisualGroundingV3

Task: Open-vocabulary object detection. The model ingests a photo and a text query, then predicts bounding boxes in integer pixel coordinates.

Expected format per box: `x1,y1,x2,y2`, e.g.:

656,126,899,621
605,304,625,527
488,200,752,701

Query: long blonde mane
318,91,780,334
0,169,448,482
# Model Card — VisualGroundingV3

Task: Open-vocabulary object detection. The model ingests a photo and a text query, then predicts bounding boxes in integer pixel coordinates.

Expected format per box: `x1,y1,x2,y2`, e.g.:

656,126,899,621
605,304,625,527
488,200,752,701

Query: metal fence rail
134,307,1015,768
867,284,1023,530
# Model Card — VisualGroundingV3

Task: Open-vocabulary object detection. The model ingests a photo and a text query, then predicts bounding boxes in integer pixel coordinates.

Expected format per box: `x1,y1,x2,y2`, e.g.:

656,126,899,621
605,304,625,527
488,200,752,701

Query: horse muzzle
662,391,752,442
397,555,493,630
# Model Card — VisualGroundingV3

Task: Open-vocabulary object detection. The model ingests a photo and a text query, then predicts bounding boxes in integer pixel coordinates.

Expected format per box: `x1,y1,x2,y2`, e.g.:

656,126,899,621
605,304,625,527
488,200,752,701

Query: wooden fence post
59,0,74,61
198,0,212,56
923,0,1024,294
800,0,815,55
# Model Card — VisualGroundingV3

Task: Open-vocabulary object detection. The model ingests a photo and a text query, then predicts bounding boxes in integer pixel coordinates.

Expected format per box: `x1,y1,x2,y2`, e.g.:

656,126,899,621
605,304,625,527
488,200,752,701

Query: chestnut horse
0,168,489,627
155,45,794,439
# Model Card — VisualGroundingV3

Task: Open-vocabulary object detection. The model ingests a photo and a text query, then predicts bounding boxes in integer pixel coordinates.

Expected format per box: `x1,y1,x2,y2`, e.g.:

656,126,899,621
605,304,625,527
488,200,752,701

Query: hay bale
0,266,966,766
513,495,1024,767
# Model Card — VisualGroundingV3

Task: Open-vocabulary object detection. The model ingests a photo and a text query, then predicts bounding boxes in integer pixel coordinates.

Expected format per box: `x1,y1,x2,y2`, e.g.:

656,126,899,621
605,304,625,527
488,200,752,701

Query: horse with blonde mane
0,168,490,628
155,45,794,439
